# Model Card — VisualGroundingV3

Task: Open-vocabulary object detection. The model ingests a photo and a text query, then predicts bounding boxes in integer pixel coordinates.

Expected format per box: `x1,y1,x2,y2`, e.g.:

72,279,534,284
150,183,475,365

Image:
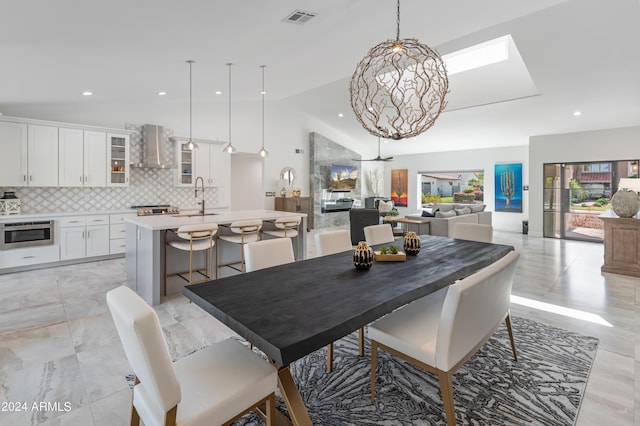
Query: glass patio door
543,160,638,242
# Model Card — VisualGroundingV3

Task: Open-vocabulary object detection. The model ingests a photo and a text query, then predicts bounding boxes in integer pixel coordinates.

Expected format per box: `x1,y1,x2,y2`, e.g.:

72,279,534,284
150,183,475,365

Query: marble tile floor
0,230,638,425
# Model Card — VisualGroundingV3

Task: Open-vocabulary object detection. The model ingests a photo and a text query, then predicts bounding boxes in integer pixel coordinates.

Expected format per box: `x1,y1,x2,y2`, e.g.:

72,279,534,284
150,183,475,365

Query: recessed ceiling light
215,91,222,95
82,91,93,96
338,113,344,118
260,90,267,95
157,91,167,96
573,111,582,116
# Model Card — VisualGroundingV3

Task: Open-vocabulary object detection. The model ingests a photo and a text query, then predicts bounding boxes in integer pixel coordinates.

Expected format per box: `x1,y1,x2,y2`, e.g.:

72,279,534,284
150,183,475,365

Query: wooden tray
374,251,407,262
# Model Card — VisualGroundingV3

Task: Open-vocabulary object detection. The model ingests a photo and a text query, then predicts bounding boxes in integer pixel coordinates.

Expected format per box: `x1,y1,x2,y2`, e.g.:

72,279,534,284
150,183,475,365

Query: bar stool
165,223,218,285
216,219,262,274
262,216,302,259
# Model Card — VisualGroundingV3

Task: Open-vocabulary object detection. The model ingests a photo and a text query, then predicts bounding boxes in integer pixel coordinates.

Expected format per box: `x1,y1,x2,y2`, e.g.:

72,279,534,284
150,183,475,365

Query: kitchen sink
171,213,219,218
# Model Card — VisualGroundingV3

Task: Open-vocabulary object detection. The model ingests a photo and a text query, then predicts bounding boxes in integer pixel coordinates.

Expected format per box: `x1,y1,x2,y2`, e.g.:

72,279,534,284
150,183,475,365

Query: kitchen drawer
58,216,87,227
86,215,109,226
0,245,60,269
110,223,126,239
110,238,126,255
110,212,136,224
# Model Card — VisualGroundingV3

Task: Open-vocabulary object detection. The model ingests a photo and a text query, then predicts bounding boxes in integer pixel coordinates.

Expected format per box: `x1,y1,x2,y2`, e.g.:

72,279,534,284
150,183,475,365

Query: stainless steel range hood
133,124,176,168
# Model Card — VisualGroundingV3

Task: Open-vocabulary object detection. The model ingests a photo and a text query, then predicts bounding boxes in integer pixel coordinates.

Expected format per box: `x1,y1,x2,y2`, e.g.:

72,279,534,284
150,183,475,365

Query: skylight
443,35,511,75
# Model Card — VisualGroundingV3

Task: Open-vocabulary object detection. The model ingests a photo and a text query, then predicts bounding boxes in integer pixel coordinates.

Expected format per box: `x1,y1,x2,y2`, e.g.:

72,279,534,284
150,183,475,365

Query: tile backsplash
0,124,220,214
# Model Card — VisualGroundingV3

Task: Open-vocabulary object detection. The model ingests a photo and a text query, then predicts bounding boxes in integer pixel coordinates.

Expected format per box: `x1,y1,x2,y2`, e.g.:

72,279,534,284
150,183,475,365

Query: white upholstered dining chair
363,223,395,246
313,228,363,372
165,223,218,285
369,250,520,426
106,285,277,426
315,229,352,256
243,238,295,273
451,222,493,243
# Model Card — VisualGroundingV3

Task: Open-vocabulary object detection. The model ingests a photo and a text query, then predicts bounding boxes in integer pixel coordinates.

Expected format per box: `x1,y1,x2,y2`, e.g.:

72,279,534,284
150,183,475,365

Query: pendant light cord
396,0,400,40
227,63,232,146
187,60,194,141
261,65,266,150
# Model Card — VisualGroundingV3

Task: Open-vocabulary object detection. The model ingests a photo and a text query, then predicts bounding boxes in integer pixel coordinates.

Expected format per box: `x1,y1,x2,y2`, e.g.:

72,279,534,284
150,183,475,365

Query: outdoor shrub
594,198,609,207
453,192,475,202
474,190,484,201
463,187,475,193
422,193,442,204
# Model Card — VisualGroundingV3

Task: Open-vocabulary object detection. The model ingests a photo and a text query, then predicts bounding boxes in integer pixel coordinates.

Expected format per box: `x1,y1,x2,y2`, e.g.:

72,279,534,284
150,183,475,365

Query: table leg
278,366,312,426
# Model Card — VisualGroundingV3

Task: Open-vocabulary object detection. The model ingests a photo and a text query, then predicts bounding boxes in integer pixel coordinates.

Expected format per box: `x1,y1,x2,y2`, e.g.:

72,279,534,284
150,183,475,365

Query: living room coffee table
383,215,431,235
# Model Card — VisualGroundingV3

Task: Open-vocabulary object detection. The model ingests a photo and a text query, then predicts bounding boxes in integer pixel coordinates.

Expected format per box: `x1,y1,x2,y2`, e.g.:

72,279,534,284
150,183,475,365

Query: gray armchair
349,208,380,245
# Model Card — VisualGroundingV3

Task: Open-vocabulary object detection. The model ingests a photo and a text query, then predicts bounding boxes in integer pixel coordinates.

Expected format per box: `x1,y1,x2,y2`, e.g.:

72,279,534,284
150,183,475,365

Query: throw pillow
421,209,436,217
435,210,456,218
378,200,393,213
436,204,455,212
454,207,471,215
470,204,486,213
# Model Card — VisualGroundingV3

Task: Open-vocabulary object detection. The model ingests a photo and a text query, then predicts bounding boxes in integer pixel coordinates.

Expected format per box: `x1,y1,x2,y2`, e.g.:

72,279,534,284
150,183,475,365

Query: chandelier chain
226,63,232,144
261,65,266,149
396,0,400,40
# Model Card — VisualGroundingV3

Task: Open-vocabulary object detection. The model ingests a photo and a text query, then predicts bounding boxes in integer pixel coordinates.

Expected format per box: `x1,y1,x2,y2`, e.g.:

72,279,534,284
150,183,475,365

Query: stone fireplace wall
309,132,361,229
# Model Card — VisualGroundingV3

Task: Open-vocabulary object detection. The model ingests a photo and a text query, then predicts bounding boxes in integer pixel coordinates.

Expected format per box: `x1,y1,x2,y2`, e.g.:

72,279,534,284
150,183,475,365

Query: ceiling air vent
283,10,317,24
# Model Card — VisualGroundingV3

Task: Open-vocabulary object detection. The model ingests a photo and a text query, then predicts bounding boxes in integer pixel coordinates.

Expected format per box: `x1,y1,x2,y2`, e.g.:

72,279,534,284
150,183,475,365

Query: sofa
406,203,492,238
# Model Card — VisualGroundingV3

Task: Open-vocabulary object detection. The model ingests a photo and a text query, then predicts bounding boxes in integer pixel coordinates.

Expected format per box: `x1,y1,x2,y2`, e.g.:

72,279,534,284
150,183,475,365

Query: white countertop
0,209,138,222
126,209,307,231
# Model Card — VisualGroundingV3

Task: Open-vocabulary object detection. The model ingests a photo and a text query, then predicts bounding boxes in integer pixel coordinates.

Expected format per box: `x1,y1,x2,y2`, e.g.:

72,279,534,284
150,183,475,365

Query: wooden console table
600,215,640,277
275,197,312,230
383,216,430,235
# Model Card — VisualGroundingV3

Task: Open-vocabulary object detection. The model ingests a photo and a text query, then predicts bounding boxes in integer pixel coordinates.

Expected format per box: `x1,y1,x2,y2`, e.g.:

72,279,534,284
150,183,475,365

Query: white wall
386,145,530,233
1,99,369,212
529,126,640,237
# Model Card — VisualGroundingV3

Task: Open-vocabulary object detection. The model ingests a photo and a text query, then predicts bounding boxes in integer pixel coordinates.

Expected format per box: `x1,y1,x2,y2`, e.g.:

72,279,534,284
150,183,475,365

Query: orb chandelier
350,0,448,140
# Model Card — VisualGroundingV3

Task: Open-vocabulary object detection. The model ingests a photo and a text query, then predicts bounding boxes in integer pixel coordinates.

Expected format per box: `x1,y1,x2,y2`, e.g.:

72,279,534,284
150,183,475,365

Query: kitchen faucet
195,176,205,216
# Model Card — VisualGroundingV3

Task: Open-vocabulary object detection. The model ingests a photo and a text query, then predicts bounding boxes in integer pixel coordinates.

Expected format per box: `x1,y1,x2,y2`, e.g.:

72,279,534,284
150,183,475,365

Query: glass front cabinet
107,133,130,186
175,140,194,187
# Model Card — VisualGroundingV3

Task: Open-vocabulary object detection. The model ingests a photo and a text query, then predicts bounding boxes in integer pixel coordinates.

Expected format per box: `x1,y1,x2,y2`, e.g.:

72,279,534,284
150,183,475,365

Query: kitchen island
125,210,307,305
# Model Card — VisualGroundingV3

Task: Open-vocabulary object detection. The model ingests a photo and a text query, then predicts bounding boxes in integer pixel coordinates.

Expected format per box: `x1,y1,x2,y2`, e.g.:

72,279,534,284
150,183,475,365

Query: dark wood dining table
183,235,514,425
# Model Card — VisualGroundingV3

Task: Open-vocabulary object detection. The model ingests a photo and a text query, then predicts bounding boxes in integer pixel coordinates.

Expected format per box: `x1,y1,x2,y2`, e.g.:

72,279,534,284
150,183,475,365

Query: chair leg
266,392,276,426
326,343,333,373
130,405,140,426
370,341,378,403
505,313,518,362
165,405,177,426
436,369,456,426
358,327,365,356
130,375,140,426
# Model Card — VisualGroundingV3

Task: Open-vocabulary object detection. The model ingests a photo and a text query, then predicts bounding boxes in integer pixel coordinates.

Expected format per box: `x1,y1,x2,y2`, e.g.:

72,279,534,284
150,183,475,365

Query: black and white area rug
238,317,598,426
127,317,599,425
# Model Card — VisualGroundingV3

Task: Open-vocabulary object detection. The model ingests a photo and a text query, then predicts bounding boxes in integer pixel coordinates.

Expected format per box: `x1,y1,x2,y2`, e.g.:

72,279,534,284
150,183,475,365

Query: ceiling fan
353,138,393,162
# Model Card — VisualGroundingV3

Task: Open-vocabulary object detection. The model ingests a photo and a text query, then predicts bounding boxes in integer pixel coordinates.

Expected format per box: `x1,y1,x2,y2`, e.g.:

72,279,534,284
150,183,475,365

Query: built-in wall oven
0,220,55,250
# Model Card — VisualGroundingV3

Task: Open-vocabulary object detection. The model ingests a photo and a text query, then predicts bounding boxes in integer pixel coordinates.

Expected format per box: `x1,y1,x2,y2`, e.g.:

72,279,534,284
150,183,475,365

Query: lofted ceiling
1,0,639,157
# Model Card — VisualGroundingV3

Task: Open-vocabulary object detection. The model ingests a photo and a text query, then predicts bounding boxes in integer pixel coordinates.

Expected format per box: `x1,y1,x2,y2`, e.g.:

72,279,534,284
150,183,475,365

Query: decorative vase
280,187,287,197
0,192,21,215
404,231,421,255
353,241,374,270
611,189,640,218
292,188,301,198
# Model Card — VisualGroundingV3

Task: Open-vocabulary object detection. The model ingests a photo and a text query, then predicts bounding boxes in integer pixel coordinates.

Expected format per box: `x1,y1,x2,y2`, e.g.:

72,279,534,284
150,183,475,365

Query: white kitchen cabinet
58,129,107,187
59,215,110,260
175,141,194,187
27,124,59,186
0,122,57,187
194,142,230,188
107,133,130,187
109,212,136,254
0,121,28,187
0,245,60,269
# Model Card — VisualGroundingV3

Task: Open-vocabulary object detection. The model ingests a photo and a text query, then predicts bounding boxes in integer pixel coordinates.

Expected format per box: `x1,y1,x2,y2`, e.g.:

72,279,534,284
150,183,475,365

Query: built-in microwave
0,220,55,250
